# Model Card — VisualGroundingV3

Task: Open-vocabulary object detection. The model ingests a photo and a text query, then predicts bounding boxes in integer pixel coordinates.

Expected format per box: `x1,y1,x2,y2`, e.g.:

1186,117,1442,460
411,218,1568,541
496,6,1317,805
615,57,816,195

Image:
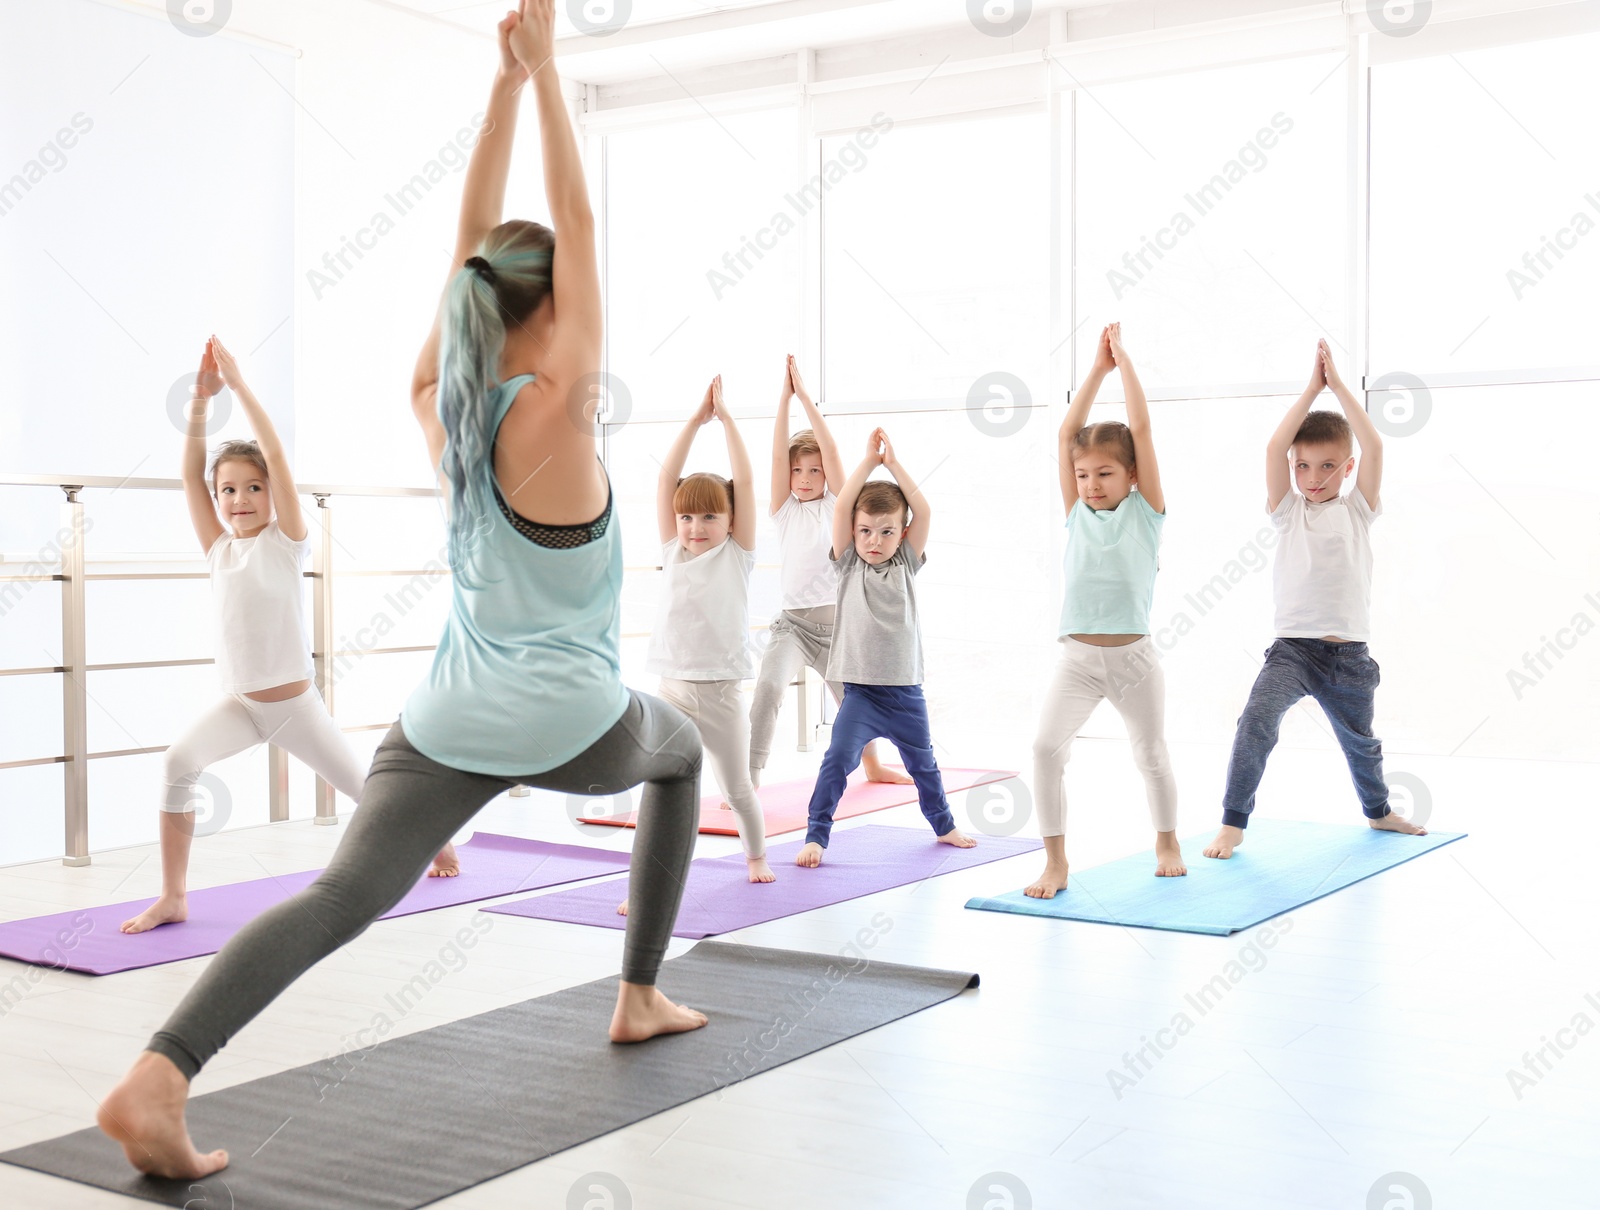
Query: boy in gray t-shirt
797,427,978,867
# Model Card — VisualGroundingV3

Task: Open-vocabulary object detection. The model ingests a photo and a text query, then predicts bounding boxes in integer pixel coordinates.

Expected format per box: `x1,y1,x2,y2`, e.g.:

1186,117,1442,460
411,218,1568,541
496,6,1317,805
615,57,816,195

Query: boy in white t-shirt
1205,340,1427,859
747,356,912,790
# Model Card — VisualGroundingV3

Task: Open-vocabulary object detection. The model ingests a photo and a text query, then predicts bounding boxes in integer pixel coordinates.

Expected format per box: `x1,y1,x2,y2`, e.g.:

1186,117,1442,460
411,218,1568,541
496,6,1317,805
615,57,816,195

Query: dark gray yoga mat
1,940,978,1209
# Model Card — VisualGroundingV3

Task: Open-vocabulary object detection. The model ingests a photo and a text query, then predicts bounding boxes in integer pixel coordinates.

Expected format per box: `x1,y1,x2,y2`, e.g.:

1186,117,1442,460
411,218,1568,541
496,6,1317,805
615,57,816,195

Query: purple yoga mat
485,824,1042,939
0,834,631,976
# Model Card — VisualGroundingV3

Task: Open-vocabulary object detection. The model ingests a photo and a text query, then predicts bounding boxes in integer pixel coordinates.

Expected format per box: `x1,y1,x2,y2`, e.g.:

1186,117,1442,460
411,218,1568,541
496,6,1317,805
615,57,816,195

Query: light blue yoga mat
964,820,1465,935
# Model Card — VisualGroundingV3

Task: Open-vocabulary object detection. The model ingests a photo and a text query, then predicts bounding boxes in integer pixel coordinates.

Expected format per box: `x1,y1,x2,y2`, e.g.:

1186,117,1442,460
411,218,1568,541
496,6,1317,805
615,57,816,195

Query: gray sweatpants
748,606,843,775
147,689,702,1081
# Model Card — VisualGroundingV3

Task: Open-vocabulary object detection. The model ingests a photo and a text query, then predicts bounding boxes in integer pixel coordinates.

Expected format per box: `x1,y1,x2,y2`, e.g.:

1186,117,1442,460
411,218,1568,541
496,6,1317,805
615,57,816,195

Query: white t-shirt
1271,488,1381,641
207,520,315,693
646,536,756,680
771,488,838,610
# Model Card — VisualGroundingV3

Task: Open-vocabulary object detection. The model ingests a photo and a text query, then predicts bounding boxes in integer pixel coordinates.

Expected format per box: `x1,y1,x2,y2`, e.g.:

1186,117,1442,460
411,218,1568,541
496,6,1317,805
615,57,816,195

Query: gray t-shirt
824,540,926,686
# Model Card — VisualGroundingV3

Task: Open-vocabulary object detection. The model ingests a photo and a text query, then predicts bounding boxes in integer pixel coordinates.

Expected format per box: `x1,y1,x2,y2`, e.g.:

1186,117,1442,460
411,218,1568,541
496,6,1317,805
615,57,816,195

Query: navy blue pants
804,683,957,847
1221,638,1391,829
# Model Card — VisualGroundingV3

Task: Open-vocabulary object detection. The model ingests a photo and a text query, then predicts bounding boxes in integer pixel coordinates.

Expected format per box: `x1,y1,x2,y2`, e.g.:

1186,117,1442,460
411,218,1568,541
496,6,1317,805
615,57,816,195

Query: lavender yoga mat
486,823,1043,939
0,834,631,976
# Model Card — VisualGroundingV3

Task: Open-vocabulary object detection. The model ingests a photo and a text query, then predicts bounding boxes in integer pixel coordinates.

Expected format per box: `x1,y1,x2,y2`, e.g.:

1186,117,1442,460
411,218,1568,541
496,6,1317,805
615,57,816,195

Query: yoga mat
578,765,1019,836
0,940,978,1210
0,834,631,976
964,819,1466,935
487,823,1042,938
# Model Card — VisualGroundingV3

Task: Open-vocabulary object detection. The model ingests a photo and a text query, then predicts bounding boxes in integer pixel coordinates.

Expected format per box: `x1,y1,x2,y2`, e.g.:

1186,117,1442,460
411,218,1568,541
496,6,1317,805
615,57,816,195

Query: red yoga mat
577,766,1018,836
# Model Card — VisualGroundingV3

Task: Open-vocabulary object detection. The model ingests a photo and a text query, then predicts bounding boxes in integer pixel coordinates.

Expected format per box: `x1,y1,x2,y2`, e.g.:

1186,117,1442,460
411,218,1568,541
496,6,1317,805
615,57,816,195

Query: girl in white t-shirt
634,375,772,896
121,338,456,935
748,355,913,789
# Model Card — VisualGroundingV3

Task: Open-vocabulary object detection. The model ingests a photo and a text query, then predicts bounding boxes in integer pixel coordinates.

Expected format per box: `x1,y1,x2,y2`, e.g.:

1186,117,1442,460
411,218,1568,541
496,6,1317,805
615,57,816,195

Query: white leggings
162,685,367,812
656,677,766,859
1032,636,1178,837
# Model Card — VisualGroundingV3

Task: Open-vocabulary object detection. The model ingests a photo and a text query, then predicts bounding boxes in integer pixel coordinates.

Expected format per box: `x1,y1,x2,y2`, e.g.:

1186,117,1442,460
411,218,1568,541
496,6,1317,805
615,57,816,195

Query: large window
1073,52,1350,392
1371,30,1600,378
823,110,1050,407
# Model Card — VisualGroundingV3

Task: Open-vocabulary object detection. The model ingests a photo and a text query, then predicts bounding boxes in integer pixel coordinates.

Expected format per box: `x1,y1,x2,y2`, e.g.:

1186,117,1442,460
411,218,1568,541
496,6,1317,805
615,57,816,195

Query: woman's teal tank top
400,374,629,775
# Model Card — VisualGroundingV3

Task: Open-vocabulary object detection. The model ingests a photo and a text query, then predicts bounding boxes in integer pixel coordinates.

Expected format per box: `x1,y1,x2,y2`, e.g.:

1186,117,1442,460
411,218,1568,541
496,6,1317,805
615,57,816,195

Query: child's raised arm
878,429,931,559
1320,339,1381,511
180,340,226,556
210,336,305,543
1107,322,1163,515
658,380,715,544
1267,345,1326,513
788,356,846,496
830,429,881,561
769,359,794,516
1058,325,1116,511
713,379,757,552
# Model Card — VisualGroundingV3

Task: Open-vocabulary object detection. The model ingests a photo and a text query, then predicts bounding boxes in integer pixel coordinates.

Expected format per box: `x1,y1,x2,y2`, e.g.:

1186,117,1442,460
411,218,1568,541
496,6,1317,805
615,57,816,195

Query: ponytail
434,220,554,588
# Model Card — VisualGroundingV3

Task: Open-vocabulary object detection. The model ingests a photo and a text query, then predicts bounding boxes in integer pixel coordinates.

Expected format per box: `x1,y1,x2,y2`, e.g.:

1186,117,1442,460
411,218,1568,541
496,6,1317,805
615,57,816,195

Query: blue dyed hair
435,220,554,588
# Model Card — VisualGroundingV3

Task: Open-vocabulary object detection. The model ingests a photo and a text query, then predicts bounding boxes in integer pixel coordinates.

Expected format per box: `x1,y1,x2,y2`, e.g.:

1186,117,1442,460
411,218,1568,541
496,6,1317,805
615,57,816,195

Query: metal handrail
2,473,818,864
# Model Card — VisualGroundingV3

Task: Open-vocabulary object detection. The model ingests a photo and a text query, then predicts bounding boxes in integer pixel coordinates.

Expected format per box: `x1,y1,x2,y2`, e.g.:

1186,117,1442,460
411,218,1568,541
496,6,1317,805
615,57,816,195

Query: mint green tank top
400,375,629,775
1057,490,1165,637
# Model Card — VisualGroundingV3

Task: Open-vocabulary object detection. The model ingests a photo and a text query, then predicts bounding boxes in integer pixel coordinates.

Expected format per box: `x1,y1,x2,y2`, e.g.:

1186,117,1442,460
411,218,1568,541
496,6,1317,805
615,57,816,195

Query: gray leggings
147,689,702,1082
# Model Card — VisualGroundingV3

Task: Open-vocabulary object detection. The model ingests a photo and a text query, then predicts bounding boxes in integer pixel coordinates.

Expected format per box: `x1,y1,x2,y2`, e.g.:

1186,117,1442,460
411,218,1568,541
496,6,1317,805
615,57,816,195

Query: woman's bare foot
747,856,776,883
616,898,628,916
609,982,708,1043
428,842,460,878
796,842,823,868
1370,812,1427,836
1155,831,1187,876
1203,825,1244,858
937,828,977,849
98,1051,227,1179
120,895,187,934
1024,860,1068,898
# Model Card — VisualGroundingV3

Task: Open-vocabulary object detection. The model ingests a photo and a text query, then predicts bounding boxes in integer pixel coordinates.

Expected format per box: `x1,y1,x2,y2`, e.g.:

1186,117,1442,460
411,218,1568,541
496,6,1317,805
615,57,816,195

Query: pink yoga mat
486,823,1042,939
0,834,631,976
577,766,1019,836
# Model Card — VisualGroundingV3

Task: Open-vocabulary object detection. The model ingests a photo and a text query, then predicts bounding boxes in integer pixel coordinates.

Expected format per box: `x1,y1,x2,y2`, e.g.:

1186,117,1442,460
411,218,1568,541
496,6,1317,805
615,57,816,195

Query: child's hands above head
1317,339,1345,391
1091,324,1116,375
507,0,554,77
1307,341,1329,392
709,373,728,422
193,339,224,401
208,335,247,393
495,7,530,85
865,427,887,464
787,355,813,406
695,377,718,426
1107,321,1130,367
877,429,898,467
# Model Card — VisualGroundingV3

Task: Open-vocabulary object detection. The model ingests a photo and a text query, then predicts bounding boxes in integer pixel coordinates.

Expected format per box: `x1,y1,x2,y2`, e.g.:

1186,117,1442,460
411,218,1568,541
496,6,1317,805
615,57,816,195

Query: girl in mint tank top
95,12,708,1179
1025,323,1181,900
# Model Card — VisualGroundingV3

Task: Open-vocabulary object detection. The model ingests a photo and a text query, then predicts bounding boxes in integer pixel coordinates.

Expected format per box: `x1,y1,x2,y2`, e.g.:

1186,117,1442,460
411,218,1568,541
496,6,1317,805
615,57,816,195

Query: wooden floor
0,736,1594,1209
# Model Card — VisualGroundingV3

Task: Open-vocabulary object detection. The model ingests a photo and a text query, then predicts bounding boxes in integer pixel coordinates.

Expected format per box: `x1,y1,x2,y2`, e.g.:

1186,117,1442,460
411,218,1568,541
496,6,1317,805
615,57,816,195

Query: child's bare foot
796,842,823,868
616,898,628,916
609,982,708,1043
862,755,914,785
120,895,187,934
1155,831,1187,876
428,842,460,877
937,828,977,849
1370,812,1427,836
1203,825,1244,859
747,856,776,883
98,1051,227,1179
1024,860,1068,898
